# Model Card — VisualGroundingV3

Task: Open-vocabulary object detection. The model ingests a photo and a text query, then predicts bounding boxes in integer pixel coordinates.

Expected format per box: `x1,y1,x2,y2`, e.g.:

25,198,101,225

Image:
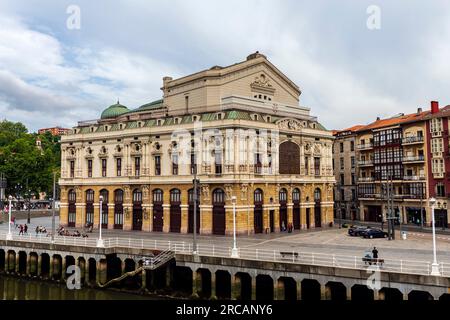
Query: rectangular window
340,174,344,185
215,152,222,175
87,160,92,178
116,158,122,176
351,156,355,169
351,173,355,185
340,158,344,170
436,183,445,197
155,156,161,175
101,159,107,177
254,153,262,174
340,142,344,153
314,157,321,176
190,153,197,174
172,154,178,175
135,157,140,176
70,161,75,178
350,141,355,152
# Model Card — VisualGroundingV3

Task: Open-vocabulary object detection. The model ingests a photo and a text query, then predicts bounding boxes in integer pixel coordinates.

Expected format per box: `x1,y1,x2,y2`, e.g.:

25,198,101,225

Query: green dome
101,102,129,119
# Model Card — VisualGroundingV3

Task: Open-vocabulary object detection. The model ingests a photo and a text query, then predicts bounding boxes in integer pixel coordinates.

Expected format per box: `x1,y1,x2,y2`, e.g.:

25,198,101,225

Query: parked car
362,228,388,239
348,225,370,236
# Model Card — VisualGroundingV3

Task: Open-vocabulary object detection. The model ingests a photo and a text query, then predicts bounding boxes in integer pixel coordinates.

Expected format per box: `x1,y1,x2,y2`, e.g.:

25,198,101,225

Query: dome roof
136,99,164,112
101,102,129,119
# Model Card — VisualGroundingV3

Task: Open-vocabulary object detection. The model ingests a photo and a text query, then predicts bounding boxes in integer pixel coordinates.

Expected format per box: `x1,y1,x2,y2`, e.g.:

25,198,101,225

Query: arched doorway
132,189,142,231
68,189,76,227
279,141,300,174
85,190,94,226
293,188,301,230
254,189,263,234
170,189,181,233
188,189,200,234
114,189,124,229
212,189,226,235
100,189,109,229
153,189,164,232
314,188,322,228
279,188,287,231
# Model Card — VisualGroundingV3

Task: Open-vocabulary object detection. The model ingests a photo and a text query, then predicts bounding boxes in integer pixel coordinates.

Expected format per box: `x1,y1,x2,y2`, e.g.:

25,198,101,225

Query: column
26,254,31,276
296,279,302,300
200,205,213,235
231,274,241,300
163,204,170,233
251,276,256,300
61,257,67,281
275,279,284,300
141,269,147,290
373,289,380,300
181,204,188,234
108,204,115,230
321,284,329,300
300,206,307,229
210,271,217,299
49,256,54,280
96,260,101,286
286,203,294,228
192,270,199,298
15,253,19,274
403,292,409,301
346,287,352,301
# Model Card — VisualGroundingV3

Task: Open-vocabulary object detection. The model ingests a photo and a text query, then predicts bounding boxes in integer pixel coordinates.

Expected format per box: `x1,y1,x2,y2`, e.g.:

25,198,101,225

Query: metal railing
357,143,373,150
358,160,374,166
1,232,449,277
402,136,424,144
403,155,425,163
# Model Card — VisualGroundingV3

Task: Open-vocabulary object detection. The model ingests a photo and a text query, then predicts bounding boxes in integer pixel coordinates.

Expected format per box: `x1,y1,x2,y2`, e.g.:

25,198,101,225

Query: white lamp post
429,197,440,276
231,196,239,258
97,195,104,248
6,195,12,240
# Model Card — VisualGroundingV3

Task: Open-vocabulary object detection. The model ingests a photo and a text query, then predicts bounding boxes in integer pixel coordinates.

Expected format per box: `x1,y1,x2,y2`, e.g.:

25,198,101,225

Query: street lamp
231,196,239,258
97,195,104,248
6,195,13,240
429,197,440,276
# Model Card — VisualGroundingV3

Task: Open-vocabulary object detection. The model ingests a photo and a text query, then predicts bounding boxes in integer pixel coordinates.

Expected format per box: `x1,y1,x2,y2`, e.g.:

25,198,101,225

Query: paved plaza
1,214,450,263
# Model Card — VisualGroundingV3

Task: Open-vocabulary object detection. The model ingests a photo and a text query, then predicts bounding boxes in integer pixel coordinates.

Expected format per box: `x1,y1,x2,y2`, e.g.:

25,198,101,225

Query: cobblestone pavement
2,214,450,263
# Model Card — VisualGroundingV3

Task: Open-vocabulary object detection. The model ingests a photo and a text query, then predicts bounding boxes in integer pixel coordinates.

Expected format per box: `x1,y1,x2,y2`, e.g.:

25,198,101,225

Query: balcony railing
357,143,373,150
403,155,425,163
358,160,374,166
358,177,375,182
403,175,426,181
402,136,424,144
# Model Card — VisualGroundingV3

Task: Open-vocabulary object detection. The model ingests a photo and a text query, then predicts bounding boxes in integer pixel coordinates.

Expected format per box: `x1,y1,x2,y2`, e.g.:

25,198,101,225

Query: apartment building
332,125,364,221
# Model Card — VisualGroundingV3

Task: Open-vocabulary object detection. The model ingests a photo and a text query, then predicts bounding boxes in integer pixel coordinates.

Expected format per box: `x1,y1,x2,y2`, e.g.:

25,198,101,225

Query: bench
280,252,299,260
362,257,384,266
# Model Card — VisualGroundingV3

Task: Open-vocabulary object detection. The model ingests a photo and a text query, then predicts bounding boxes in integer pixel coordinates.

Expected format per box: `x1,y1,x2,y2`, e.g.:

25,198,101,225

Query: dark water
0,276,157,300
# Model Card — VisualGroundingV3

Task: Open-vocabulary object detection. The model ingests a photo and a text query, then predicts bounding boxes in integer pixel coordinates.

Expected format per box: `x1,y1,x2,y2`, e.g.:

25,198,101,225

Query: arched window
86,189,94,203
100,189,109,203
114,189,124,203
254,189,263,203
279,188,287,202
279,141,300,174
153,189,163,203
133,189,142,203
293,188,300,202
170,189,181,203
213,188,225,204
68,189,76,203
99,189,109,227
314,188,321,202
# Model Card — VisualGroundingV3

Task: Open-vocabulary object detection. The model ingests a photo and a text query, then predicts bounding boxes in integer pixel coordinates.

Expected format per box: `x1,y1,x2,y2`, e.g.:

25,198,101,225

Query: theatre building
59,52,335,235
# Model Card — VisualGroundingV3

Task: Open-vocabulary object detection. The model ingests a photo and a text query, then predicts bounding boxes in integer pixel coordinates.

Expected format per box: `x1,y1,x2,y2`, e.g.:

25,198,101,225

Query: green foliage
0,120,60,198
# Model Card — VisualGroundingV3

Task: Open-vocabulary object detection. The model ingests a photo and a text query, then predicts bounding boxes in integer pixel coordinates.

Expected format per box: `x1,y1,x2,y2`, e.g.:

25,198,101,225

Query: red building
38,126,70,136
424,101,450,228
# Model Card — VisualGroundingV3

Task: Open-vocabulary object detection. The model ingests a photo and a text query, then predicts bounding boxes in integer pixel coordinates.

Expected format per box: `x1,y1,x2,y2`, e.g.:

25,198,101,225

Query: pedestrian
35,226,39,237
281,221,286,232
24,224,28,235
19,224,24,236
372,246,378,259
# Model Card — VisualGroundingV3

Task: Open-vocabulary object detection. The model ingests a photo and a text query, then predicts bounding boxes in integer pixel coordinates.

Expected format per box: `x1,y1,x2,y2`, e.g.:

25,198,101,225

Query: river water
0,275,156,300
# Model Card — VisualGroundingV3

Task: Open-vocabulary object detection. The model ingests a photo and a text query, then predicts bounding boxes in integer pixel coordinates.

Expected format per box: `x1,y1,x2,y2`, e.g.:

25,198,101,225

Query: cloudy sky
0,0,449,132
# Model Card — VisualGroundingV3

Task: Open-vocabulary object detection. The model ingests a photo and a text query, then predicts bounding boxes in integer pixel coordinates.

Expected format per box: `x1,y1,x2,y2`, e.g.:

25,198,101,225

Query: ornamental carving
201,184,210,200
124,185,131,201
240,183,248,200
251,74,275,94
327,184,334,201
313,143,321,155
151,142,162,154
74,186,82,200
224,184,233,201
276,118,305,131
142,185,150,200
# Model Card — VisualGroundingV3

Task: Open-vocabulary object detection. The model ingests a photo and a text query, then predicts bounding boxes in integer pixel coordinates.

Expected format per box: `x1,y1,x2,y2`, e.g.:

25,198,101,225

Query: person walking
24,224,28,235
18,224,24,236
35,226,39,237
372,246,379,259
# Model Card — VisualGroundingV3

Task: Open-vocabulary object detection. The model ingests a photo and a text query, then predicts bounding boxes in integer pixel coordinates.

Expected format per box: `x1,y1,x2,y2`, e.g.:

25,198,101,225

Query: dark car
348,225,370,236
362,228,388,239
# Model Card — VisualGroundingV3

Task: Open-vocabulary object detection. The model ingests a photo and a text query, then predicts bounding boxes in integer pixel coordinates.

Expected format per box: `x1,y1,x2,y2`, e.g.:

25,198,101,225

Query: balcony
357,143,373,150
403,155,425,163
358,193,381,199
402,136,424,145
358,177,375,182
403,175,426,181
358,160,374,167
